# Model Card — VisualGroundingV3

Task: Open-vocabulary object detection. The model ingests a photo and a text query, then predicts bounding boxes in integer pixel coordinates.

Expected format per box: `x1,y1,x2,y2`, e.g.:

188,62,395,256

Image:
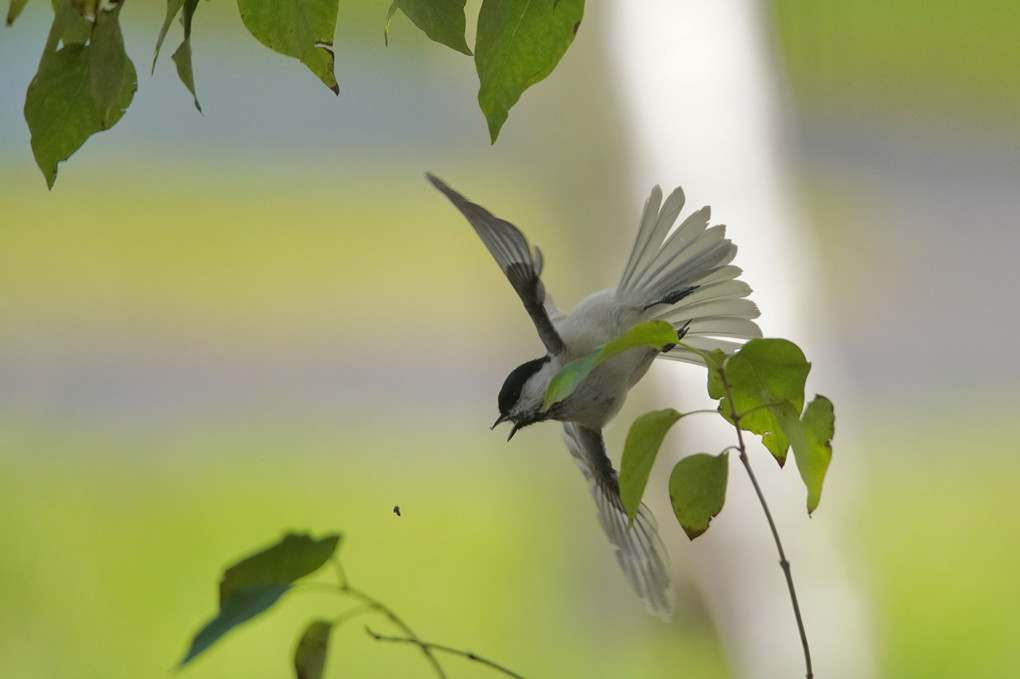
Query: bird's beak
491,413,510,430
507,422,521,441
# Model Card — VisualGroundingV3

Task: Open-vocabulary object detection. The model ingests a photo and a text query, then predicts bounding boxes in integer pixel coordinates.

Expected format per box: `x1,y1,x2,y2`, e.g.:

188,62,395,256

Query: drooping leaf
25,42,137,188
386,0,471,55
171,0,201,111
181,583,291,665
237,0,341,94
6,0,30,25
152,0,185,71
384,1,398,44
89,2,128,127
179,532,341,665
172,39,200,112
60,4,92,46
718,338,810,465
70,0,96,20
771,396,834,515
42,0,89,51
619,408,683,524
219,532,341,602
475,0,584,142
294,620,333,679
668,452,729,540
544,320,679,410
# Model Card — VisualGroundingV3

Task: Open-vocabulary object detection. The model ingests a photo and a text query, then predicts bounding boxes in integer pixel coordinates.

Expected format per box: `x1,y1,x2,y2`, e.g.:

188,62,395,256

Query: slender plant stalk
331,556,448,679
721,375,814,679
366,626,529,679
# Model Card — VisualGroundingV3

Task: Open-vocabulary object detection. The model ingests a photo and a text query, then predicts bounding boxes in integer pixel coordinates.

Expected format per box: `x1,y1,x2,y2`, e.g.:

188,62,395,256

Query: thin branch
330,556,447,679
365,626,528,679
291,581,347,597
721,374,814,679
678,408,723,417
331,604,377,629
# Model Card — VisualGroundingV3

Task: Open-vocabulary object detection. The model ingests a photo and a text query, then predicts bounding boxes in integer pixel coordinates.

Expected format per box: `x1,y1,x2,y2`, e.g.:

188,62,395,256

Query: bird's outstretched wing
562,422,674,620
427,173,564,356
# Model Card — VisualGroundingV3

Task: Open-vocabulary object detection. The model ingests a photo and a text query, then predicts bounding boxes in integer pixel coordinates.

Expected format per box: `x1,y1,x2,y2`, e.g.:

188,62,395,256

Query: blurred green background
1,1,1019,678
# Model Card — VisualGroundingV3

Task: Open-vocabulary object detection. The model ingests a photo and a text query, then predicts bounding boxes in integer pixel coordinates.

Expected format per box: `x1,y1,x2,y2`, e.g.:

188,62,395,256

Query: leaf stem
721,373,813,679
365,626,529,679
679,408,723,417
330,556,448,679
331,604,377,628
735,402,777,419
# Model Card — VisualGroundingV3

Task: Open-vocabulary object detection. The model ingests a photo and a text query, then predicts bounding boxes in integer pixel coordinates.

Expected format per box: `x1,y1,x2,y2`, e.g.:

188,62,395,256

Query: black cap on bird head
492,355,550,440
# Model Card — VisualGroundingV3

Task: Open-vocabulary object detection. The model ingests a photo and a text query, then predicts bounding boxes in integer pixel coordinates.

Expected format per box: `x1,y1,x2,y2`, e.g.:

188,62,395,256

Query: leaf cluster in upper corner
387,0,585,142
13,0,585,187
24,0,137,188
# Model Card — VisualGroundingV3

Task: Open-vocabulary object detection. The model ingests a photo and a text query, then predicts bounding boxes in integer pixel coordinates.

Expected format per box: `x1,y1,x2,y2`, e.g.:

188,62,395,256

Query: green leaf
70,0,96,20
675,341,728,398
294,620,333,679
89,2,128,127
386,0,472,55
668,452,729,540
544,320,679,411
153,0,185,70
42,0,89,52
703,348,730,400
719,338,810,465
25,42,137,188
6,0,30,26
237,0,341,95
771,396,834,515
475,0,584,142
181,583,290,665
152,0,201,110
179,532,341,665
171,0,201,112
60,5,92,46
219,532,341,602
619,408,683,524
172,39,200,112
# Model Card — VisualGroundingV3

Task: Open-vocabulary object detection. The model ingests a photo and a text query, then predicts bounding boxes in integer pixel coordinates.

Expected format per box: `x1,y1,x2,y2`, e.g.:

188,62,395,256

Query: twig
365,626,528,679
330,556,448,679
721,376,814,679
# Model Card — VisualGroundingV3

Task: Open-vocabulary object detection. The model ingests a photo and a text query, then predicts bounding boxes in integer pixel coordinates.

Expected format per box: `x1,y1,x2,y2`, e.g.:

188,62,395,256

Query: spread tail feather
563,423,674,620
618,185,761,363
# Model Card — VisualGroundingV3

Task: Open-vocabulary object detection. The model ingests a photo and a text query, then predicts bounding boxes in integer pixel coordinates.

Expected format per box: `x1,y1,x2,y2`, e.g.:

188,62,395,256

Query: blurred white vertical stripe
605,2,875,677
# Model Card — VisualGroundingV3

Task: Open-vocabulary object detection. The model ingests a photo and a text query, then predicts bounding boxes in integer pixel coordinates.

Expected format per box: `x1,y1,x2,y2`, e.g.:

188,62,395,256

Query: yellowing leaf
720,338,810,465
771,396,834,514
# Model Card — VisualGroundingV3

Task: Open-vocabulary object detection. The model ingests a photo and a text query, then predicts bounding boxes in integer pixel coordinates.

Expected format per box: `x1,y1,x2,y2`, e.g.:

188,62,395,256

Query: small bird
427,173,761,620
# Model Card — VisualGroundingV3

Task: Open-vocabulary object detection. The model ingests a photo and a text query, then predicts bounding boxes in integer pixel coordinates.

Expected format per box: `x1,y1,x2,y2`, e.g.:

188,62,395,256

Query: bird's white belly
552,346,658,429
